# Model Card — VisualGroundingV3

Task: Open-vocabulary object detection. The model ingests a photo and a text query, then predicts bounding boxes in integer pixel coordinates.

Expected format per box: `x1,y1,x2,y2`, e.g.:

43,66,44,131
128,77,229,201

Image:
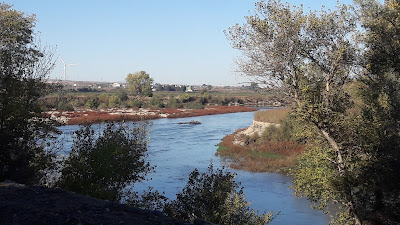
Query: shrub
184,102,204,109
108,95,120,108
85,97,100,109
57,102,74,111
130,99,143,108
149,96,165,108
98,93,109,104
166,96,183,108
180,93,192,103
57,122,153,202
116,90,128,101
164,164,274,225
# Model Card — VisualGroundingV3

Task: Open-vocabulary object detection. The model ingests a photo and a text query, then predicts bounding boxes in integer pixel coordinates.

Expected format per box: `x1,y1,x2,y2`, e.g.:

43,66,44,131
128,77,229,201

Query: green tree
0,3,57,184
126,71,153,97
116,89,128,101
57,122,152,202
108,95,120,108
350,0,400,223
226,1,373,224
85,97,100,109
164,164,274,225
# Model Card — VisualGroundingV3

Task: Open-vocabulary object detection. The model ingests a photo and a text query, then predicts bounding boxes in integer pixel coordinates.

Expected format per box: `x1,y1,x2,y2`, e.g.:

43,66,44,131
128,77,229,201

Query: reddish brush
55,106,257,125
216,129,305,173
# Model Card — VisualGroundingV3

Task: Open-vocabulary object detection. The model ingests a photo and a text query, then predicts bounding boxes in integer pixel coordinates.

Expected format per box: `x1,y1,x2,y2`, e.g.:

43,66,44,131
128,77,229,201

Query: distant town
47,79,260,93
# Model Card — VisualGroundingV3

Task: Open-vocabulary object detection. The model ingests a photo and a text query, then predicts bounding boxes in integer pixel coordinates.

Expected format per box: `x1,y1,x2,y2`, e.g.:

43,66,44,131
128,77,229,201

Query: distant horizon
7,0,362,86
47,78,252,87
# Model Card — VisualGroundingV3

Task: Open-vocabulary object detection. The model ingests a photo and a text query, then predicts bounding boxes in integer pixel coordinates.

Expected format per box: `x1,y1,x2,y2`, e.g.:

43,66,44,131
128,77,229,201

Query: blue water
58,111,330,225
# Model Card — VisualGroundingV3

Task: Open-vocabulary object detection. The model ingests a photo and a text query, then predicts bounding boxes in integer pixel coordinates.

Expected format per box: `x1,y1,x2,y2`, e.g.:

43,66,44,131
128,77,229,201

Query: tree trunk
321,128,362,225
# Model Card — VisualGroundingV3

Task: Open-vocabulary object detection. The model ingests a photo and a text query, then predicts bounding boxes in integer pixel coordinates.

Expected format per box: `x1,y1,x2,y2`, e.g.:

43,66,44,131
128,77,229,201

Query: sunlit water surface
59,110,330,225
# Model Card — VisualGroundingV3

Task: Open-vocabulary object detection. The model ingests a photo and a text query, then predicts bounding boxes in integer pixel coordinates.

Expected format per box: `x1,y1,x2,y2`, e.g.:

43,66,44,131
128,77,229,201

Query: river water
58,110,330,225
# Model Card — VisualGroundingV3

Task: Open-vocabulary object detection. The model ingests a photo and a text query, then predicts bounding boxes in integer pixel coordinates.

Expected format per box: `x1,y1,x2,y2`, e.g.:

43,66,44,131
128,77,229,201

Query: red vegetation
216,129,305,172
50,106,258,125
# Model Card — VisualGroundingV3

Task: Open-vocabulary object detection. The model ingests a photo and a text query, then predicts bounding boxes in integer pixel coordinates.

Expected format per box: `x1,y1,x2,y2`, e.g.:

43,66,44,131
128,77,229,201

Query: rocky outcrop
0,181,213,225
233,120,280,146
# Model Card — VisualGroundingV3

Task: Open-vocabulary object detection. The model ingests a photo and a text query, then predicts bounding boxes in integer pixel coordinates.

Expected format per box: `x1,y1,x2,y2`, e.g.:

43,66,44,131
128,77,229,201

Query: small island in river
48,105,258,125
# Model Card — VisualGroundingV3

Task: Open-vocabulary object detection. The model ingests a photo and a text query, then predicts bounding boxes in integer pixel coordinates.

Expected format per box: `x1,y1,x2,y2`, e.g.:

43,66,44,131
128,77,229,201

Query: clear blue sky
6,0,356,86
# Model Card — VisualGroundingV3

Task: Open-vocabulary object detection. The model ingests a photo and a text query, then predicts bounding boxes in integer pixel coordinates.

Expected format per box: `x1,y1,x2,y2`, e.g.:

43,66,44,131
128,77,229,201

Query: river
58,110,330,225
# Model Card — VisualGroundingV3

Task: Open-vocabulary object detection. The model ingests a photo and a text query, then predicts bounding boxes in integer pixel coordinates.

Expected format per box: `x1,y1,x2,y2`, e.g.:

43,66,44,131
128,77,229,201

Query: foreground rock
0,181,212,225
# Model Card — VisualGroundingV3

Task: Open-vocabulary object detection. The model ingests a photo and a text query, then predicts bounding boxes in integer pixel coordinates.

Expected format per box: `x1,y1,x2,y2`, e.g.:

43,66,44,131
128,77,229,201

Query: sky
6,0,357,86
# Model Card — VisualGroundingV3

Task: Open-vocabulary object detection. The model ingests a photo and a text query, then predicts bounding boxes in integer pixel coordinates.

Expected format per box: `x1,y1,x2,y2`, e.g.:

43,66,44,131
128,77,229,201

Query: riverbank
47,105,258,125
216,108,305,173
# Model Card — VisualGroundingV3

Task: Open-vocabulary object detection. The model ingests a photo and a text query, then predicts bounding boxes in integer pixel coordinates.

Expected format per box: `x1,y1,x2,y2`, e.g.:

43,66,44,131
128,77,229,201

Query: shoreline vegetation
48,105,258,125
216,108,305,173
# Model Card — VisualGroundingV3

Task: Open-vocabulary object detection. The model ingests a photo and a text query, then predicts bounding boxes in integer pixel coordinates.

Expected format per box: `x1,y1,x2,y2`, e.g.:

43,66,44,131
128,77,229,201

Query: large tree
0,3,57,184
126,71,153,97
227,0,399,224
352,0,400,223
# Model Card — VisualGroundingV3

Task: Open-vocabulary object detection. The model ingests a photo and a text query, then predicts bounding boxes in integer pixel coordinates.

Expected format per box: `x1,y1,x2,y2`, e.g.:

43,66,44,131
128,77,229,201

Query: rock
233,120,280,146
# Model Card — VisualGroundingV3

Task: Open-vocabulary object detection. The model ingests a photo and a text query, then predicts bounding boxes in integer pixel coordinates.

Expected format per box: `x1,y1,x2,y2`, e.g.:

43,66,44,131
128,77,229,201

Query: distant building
185,86,193,92
112,83,121,88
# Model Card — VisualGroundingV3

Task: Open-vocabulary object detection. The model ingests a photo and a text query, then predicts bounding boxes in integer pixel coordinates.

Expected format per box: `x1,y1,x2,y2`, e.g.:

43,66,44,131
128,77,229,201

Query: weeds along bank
216,108,306,173
47,105,258,125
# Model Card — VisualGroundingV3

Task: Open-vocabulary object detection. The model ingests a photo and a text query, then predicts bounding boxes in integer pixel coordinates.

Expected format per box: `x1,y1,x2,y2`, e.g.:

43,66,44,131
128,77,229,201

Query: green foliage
85,97,100,109
126,71,153,97
0,3,57,184
226,0,400,224
184,102,204,109
116,89,128,101
166,96,183,108
164,164,274,225
129,98,143,108
231,0,400,223
98,93,109,104
180,93,192,103
108,95,120,108
149,96,164,108
57,122,152,202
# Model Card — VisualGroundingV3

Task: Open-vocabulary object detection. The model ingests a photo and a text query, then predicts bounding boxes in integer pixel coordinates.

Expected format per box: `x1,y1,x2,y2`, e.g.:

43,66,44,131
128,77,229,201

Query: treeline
40,89,285,111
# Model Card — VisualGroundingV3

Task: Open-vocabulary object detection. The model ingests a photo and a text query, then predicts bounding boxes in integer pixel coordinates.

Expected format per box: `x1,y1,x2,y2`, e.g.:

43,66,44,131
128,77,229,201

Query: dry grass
253,108,291,123
216,129,305,173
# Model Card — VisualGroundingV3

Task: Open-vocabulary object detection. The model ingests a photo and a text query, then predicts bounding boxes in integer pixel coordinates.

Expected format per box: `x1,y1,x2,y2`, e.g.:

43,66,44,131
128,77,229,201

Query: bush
57,122,153,202
149,96,164,108
129,99,143,108
85,97,100,109
98,93,109,104
164,164,274,225
108,95,120,108
180,94,193,103
184,102,204,109
116,90,129,101
166,96,183,108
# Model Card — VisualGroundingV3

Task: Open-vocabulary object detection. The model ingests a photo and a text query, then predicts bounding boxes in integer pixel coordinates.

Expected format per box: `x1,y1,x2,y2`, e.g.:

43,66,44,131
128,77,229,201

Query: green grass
217,144,227,152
